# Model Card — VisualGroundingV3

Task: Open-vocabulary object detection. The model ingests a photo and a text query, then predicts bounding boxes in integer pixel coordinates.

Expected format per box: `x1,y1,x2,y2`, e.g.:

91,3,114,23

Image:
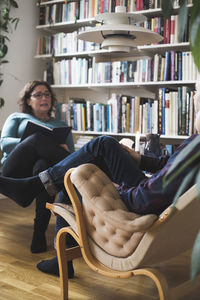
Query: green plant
0,0,19,108
161,0,200,282
163,136,200,282
161,0,200,72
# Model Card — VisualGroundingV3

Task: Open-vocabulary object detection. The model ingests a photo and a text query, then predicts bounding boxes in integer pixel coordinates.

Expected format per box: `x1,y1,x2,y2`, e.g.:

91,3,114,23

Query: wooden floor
0,197,200,300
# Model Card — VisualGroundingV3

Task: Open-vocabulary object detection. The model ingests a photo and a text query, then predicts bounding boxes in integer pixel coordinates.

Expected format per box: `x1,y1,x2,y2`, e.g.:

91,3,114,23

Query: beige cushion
71,163,157,258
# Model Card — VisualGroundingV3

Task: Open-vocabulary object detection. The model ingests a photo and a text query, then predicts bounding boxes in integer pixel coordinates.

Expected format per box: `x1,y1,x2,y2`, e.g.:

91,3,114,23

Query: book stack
157,87,195,136
38,0,163,26
56,87,195,137
51,51,198,86
74,135,95,151
38,12,190,56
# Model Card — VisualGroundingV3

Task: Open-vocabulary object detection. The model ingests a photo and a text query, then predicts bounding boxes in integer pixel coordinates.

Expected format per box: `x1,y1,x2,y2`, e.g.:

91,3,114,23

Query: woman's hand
60,144,70,152
121,144,141,166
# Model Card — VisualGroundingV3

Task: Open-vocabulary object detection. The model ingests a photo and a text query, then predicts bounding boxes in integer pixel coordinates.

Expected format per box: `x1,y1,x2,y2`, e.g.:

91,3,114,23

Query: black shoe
37,256,74,278
31,232,47,253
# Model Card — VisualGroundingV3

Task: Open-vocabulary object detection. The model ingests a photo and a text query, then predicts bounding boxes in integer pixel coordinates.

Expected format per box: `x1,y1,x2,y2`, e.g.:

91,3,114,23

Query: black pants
2,133,70,235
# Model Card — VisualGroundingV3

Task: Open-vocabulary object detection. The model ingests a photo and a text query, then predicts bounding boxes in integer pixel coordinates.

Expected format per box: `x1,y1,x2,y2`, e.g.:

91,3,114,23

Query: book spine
165,92,170,136
121,96,127,133
71,103,76,130
170,15,175,44
152,99,158,134
185,89,190,135
170,50,175,81
181,86,187,135
162,88,165,134
126,102,130,132
177,87,182,135
177,52,182,80
163,51,170,81
81,103,86,131
130,97,135,133
158,88,163,134
134,96,140,133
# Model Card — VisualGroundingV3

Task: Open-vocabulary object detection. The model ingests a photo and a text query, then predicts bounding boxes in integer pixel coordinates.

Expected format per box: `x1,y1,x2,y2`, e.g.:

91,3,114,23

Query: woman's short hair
18,80,57,116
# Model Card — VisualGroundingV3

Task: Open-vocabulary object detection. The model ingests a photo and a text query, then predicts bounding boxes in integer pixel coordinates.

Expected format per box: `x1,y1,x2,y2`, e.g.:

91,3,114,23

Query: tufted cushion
70,163,157,258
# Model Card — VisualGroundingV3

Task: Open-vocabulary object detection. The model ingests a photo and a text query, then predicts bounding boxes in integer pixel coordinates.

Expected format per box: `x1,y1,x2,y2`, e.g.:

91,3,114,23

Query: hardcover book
21,121,72,144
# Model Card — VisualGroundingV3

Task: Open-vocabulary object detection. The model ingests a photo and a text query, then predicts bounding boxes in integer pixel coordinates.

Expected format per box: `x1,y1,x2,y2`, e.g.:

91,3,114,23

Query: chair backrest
137,183,200,266
69,164,200,271
71,163,157,257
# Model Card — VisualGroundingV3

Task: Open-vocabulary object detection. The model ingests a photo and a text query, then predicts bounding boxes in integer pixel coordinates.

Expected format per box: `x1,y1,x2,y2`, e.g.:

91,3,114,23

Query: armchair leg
134,268,169,300
56,228,82,300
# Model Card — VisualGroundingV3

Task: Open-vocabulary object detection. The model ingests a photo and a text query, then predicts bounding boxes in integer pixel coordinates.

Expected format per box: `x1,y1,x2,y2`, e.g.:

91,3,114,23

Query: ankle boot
31,192,55,253
31,229,47,253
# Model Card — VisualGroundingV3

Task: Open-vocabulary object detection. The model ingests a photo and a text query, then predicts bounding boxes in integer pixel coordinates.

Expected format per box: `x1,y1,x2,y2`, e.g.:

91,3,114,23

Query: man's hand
121,144,141,166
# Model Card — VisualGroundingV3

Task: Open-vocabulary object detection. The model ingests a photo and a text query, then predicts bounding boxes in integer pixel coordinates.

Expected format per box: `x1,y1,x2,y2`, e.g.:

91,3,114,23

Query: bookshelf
35,0,197,148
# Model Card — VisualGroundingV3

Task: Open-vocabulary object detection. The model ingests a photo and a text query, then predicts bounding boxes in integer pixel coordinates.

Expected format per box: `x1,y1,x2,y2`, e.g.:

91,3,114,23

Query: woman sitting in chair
0,80,74,253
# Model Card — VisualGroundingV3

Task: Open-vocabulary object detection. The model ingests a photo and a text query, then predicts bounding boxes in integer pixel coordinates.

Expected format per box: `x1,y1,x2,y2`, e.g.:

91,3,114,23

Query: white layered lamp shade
77,6,163,54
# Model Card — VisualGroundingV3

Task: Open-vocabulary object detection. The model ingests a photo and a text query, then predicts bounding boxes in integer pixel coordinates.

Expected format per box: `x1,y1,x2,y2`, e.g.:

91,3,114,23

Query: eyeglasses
31,92,51,99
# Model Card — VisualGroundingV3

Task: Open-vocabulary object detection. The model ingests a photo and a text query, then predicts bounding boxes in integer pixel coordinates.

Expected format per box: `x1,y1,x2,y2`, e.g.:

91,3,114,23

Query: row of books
39,0,194,25
56,96,145,133
150,15,189,44
51,51,198,85
135,0,192,11
36,29,101,56
37,11,189,56
38,1,134,25
157,87,195,136
37,36,53,55
53,57,90,85
39,0,163,25
55,87,195,136
153,51,197,82
74,135,94,151
39,2,79,25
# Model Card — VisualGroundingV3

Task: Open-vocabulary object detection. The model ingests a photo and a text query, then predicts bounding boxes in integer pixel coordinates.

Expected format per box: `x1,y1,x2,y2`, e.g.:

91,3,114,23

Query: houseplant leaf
10,0,19,8
0,44,8,58
0,97,5,108
178,0,188,42
171,166,199,207
0,60,9,64
0,0,19,108
163,135,200,188
190,0,200,45
189,0,200,71
161,0,174,19
193,170,200,203
191,231,200,282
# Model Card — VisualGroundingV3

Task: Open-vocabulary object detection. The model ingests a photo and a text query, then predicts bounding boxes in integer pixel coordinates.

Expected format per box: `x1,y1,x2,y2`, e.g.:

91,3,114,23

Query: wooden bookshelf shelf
51,81,196,90
36,18,95,33
39,0,65,5
72,130,189,141
35,43,191,60
140,4,193,18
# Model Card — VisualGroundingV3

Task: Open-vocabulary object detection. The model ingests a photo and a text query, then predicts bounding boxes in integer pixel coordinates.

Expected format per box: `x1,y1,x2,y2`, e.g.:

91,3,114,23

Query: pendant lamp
77,6,163,56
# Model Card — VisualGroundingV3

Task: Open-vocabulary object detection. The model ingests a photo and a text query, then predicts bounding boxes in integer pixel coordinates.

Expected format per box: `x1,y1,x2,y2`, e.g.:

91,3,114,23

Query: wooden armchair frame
46,165,200,300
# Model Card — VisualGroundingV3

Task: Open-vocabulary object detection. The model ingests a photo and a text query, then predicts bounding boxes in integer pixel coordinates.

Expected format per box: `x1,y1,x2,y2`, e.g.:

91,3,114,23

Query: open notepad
21,121,72,144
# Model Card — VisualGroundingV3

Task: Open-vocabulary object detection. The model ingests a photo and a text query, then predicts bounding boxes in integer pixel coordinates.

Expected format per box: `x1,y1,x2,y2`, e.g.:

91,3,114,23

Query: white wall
0,0,43,129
